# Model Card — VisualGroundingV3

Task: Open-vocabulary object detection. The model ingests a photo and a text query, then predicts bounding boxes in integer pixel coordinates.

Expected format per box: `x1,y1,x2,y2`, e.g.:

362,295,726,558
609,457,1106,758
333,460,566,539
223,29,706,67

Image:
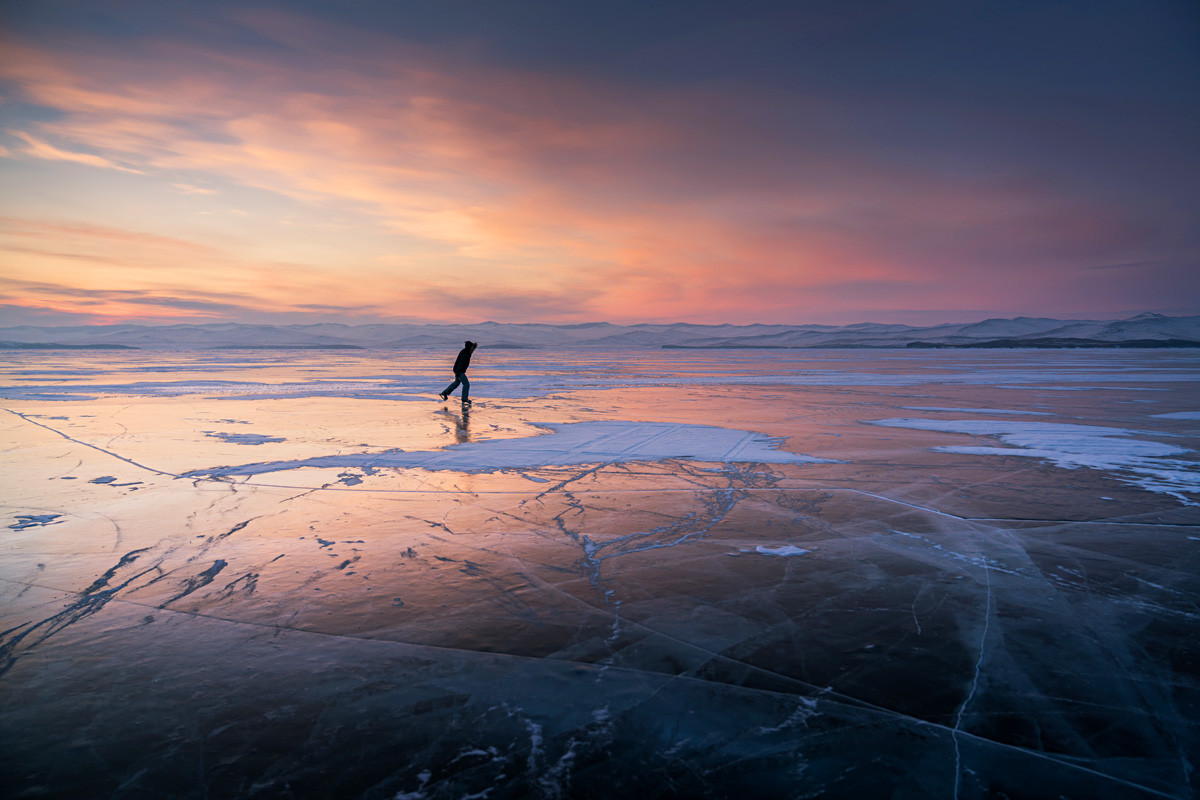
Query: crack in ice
952,562,991,800
0,573,1179,799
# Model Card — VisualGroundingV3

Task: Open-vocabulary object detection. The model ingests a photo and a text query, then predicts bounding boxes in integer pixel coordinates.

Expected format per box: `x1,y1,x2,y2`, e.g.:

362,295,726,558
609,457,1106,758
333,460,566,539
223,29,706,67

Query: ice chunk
731,544,811,557
203,431,286,445
753,545,810,556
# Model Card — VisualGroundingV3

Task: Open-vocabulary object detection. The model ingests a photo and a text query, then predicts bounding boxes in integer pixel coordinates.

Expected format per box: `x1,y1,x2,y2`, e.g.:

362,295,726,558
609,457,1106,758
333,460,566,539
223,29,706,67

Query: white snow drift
185,420,834,479
869,417,1199,503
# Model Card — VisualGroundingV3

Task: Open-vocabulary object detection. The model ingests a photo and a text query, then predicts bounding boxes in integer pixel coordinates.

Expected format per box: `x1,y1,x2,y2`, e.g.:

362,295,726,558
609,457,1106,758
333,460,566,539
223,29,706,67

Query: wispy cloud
172,183,217,195
0,216,320,321
0,7,1188,324
9,130,144,173
1082,260,1164,271
0,275,300,322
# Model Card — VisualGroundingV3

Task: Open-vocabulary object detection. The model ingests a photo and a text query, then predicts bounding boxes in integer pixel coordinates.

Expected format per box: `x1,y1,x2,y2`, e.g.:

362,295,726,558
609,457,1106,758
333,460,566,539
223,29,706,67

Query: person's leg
460,374,470,402
441,374,462,398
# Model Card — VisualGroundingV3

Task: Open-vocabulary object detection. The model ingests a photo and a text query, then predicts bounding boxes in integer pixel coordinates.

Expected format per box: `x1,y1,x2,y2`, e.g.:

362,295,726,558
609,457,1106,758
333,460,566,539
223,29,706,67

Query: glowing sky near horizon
1,0,1197,326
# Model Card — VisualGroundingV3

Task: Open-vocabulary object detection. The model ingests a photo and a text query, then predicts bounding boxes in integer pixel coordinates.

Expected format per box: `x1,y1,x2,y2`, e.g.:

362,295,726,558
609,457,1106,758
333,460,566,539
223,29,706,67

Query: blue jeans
441,372,470,401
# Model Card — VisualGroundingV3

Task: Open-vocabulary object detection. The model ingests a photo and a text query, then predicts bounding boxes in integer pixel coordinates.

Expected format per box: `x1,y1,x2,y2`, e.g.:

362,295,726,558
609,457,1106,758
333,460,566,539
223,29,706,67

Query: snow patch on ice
203,431,286,445
734,545,811,557
872,418,1199,503
10,392,98,401
901,407,1051,415
184,420,835,479
1153,411,1200,420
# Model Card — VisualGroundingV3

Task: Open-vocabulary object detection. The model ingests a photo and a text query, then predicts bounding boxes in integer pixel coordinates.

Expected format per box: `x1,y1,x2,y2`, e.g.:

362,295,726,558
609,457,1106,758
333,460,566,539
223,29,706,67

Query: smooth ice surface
1,349,1198,799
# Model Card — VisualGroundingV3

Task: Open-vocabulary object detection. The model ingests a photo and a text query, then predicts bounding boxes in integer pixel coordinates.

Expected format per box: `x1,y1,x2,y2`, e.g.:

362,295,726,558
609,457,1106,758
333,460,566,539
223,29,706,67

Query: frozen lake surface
2,349,1198,799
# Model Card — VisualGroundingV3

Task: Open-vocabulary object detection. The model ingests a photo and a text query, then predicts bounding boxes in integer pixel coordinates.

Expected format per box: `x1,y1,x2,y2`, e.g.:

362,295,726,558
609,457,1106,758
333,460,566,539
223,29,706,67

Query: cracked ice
1,348,1197,799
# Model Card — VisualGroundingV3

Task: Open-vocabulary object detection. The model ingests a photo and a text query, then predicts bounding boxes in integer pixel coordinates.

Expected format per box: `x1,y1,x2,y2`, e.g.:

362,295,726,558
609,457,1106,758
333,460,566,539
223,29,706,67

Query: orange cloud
0,11,1163,324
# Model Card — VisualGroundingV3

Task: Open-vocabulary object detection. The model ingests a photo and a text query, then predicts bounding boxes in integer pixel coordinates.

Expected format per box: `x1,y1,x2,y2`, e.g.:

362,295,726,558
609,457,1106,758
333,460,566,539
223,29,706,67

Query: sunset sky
1,0,1197,326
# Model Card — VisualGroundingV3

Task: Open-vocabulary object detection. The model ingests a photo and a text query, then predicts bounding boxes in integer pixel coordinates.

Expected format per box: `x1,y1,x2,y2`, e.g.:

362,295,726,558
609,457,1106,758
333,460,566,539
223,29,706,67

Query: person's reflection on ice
438,403,471,444
453,404,470,444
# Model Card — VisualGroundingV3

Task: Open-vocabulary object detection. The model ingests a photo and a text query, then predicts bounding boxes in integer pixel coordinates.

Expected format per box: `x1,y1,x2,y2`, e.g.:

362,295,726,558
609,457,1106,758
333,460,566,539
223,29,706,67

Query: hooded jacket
452,341,477,374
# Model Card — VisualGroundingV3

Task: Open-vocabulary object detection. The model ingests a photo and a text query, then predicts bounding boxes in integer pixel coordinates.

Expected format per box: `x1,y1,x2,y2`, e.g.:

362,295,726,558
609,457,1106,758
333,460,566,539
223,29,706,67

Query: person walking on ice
439,340,478,404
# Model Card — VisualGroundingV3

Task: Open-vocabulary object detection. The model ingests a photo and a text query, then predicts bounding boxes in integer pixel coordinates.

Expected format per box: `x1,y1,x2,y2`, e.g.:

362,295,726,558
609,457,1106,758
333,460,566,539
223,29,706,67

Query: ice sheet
2,348,1198,404
2,349,1197,799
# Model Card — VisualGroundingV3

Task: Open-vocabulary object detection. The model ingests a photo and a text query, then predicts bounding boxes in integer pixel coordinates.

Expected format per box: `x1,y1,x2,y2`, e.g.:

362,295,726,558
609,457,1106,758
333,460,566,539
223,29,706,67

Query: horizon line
0,311,1189,330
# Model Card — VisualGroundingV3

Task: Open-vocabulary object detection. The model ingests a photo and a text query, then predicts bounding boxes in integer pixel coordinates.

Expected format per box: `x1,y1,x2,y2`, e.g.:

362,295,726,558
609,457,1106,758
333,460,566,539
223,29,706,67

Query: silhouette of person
440,340,477,404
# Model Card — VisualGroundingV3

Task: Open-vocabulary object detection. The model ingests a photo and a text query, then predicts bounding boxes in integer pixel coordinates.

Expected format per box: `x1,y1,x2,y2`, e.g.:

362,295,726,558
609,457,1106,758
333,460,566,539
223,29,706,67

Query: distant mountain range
1,313,1198,350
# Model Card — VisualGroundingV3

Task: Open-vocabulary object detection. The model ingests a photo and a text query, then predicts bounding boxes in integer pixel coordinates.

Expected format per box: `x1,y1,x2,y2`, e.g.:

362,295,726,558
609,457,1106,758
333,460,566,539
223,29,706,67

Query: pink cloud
8,130,144,173
0,12,1170,324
